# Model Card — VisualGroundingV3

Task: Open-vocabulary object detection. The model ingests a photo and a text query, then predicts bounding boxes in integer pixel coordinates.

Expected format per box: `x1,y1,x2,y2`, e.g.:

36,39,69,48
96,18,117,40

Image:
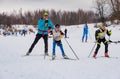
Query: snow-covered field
0,24,120,79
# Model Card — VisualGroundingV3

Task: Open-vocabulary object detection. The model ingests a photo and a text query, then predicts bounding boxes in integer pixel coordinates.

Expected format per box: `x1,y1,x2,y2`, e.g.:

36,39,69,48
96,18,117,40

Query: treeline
109,0,120,21
0,9,97,28
94,0,120,23
0,0,120,28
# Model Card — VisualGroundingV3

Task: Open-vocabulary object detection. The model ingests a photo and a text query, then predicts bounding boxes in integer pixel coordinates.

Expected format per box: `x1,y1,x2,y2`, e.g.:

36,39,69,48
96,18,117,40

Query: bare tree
0,9,96,27
109,0,120,21
94,0,108,23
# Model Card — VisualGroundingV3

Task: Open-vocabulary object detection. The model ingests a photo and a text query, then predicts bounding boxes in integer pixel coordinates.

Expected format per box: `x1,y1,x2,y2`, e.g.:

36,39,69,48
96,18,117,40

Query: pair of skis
44,54,76,60
88,39,120,58
93,56,118,59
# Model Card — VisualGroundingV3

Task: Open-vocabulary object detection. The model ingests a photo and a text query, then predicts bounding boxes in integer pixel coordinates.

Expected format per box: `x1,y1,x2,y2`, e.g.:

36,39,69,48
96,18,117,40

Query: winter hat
44,12,48,16
99,23,103,28
55,24,60,28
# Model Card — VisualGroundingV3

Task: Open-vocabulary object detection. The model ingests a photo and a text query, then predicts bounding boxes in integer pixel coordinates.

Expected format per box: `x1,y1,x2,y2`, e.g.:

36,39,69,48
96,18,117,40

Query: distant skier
82,21,88,42
21,29,27,36
0,30,1,35
52,24,68,60
26,12,54,56
93,23,112,58
64,28,68,38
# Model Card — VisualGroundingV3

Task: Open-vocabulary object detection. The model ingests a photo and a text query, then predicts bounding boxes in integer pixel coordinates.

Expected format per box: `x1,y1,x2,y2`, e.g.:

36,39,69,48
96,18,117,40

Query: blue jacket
83,24,88,34
37,18,54,34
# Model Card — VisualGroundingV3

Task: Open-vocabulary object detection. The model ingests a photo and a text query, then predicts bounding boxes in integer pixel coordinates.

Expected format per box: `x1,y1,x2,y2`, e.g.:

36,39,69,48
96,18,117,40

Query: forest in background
0,0,120,28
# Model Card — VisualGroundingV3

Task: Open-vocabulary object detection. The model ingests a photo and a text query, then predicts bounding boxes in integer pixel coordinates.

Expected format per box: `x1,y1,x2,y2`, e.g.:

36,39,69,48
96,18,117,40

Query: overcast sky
0,0,95,13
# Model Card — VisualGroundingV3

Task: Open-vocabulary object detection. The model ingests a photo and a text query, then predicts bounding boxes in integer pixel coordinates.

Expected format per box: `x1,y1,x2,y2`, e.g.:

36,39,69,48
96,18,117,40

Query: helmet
55,24,60,28
44,12,48,16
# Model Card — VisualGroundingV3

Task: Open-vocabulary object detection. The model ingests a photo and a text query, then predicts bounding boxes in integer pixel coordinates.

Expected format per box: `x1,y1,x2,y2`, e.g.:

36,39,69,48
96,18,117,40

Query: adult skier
82,21,88,42
93,23,112,58
21,29,27,36
64,28,68,38
26,12,54,56
52,24,68,60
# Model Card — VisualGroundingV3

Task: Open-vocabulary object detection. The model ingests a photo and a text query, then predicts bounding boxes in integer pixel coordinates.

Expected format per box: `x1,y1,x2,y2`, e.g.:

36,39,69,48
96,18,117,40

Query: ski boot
93,53,97,58
26,52,30,56
45,52,49,56
105,53,109,57
52,55,55,60
62,55,69,59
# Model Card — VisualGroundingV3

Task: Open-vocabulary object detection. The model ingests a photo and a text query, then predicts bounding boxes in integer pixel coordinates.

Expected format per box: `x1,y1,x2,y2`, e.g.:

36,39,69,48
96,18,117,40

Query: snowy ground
0,24,120,79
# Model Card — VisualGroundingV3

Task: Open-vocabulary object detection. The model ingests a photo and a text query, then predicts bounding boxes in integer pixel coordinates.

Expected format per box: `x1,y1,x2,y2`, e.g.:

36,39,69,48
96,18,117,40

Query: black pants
94,38,108,54
28,34,48,53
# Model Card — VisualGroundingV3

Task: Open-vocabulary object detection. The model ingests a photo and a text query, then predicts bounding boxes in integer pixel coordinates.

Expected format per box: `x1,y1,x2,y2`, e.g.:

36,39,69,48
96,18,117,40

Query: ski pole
88,31,92,41
117,41,120,43
108,36,111,41
108,36,112,44
88,42,96,58
64,38,79,60
44,54,46,60
109,40,120,44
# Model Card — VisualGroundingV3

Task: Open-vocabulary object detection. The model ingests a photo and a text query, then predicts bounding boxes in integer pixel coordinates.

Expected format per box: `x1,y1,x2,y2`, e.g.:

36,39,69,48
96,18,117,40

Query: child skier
93,23,112,58
52,24,68,60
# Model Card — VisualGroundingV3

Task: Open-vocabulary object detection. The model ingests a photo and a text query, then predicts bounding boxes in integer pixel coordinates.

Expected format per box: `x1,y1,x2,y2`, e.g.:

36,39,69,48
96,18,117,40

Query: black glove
109,40,112,42
50,30,53,35
45,20,48,23
48,27,51,30
45,20,48,27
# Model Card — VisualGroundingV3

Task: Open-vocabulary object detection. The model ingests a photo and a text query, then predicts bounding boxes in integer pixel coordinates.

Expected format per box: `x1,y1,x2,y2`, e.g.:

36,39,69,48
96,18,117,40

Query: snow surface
0,24,120,79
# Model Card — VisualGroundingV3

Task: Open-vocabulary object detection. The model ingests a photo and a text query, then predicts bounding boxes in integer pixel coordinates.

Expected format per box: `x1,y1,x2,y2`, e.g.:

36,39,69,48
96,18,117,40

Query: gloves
98,32,103,37
48,28,53,35
45,20,48,27
108,30,112,35
60,35,63,38
97,32,104,39
45,20,48,23
48,27,51,30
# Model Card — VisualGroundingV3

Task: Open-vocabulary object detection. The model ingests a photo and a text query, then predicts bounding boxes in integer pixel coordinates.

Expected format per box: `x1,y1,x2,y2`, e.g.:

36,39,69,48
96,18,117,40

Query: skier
26,12,54,56
82,21,88,42
52,24,68,60
21,29,27,36
0,30,1,35
64,28,68,38
93,23,112,58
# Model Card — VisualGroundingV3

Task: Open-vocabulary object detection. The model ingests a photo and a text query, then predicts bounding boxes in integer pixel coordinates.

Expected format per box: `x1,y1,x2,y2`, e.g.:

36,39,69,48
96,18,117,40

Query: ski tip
63,58,77,60
21,55,29,57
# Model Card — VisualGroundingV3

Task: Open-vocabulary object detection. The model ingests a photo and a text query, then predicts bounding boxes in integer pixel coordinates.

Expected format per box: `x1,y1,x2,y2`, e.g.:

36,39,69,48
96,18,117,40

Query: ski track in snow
0,24,120,79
